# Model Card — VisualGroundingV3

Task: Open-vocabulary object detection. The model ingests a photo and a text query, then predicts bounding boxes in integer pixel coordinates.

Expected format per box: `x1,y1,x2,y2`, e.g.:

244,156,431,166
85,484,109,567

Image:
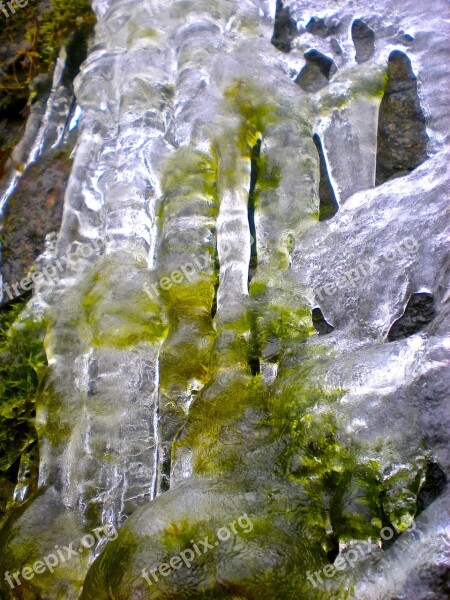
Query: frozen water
0,0,448,598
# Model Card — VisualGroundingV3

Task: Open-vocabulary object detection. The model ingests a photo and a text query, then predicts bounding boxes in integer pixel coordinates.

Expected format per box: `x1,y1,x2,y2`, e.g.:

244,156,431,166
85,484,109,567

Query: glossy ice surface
0,0,449,598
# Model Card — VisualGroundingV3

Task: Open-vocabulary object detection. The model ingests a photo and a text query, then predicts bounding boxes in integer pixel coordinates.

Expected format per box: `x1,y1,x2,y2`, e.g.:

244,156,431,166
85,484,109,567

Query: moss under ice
80,257,168,350
80,342,431,598
161,148,220,222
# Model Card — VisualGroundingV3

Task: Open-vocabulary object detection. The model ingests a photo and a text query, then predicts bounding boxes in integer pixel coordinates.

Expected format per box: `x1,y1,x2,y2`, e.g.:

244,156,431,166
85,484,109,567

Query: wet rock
0,146,73,304
398,32,415,44
387,292,435,341
295,49,337,92
306,16,340,38
0,2,50,178
306,17,329,38
351,19,375,63
376,50,429,185
330,38,343,54
271,0,298,53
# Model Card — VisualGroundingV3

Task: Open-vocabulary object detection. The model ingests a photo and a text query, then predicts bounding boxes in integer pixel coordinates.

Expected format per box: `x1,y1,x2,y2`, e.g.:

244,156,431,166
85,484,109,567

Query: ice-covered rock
0,0,448,598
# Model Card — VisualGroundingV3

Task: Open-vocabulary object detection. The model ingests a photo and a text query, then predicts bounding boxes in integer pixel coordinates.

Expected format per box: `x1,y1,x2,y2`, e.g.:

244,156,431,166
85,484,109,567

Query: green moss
266,373,384,542
0,0,95,98
80,355,430,598
211,81,279,189
350,69,388,100
174,373,263,476
254,304,314,362
157,276,216,388
0,298,47,518
249,279,267,298
160,148,219,221
380,448,428,532
318,92,350,114
223,81,278,150
161,518,210,553
80,260,168,349
252,153,282,208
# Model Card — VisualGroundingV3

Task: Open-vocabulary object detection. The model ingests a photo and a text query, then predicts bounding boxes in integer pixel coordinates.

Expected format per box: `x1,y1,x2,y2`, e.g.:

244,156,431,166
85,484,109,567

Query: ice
0,0,448,597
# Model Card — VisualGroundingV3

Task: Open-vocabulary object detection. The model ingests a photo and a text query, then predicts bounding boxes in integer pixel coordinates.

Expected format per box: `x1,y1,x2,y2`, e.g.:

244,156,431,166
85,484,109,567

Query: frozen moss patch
80,255,167,349
212,81,279,189
160,147,219,222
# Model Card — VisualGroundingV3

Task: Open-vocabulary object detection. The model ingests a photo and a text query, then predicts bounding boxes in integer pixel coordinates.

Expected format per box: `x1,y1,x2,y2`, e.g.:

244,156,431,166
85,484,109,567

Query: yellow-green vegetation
160,147,220,222
257,304,313,348
214,80,278,189
80,256,168,350
157,146,219,408
268,373,378,543
159,279,216,391
379,444,427,532
0,298,47,518
161,518,210,553
251,152,281,205
176,347,426,554
223,81,278,152
79,338,430,598
0,0,95,98
174,372,263,476
268,364,428,549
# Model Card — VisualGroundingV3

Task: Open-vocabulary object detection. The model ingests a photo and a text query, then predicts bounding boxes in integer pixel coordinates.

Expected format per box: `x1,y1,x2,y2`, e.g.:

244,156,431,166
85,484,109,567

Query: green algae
223,81,279,151
174,373,263,476
157,147,218,391
256,304,313,351
159,279,216,387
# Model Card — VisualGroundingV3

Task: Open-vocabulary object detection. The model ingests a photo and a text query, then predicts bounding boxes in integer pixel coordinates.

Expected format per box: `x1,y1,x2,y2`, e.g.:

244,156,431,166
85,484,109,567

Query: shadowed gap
210,232,219,319
312,307,334,335
247,139,262,376
313,134,339,221
248,138,261,284
387,291,435,341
